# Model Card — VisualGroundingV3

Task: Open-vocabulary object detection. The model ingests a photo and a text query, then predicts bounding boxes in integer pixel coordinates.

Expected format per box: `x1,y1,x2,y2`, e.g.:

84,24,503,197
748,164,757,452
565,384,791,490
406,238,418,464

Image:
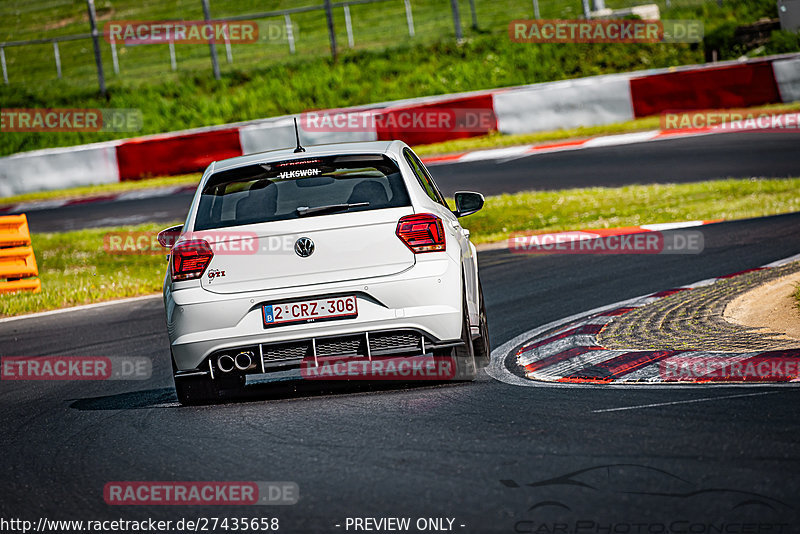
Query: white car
159,140,489,404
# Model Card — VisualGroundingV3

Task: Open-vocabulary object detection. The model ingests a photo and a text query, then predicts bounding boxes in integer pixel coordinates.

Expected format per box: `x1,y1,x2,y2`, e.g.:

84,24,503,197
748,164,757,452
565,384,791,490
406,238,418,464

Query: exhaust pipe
235,351,254,371
217,354,235,373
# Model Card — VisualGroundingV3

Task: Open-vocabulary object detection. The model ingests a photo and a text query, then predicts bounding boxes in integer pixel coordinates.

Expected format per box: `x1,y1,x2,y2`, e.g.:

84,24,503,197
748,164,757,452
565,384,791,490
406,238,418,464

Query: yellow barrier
0,214,41,294
0,214,32,247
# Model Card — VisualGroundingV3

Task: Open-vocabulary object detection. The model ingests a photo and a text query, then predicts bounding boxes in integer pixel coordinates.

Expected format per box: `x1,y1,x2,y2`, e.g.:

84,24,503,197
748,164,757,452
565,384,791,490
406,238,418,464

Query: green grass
462,177,800,244
0,222,177,317
0,0,718,87
3,176,800,316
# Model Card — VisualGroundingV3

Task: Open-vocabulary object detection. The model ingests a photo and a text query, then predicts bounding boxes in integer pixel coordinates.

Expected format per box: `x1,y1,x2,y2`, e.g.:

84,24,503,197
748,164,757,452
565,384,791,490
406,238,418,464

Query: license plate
263,295,358,327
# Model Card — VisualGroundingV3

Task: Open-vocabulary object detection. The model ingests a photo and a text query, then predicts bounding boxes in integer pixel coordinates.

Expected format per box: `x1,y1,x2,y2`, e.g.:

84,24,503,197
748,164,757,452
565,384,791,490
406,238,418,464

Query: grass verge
3,176,799,317
0,222,178,317
463,177,800,244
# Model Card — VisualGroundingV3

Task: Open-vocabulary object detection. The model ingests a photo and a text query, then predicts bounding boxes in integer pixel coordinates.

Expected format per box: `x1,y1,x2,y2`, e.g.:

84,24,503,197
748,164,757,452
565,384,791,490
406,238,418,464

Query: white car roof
211,140,404,173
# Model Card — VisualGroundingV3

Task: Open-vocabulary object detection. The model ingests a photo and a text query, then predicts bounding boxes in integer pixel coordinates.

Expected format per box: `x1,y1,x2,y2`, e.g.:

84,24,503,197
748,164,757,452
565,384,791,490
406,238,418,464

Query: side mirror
157,225,183,248
453,191,484,218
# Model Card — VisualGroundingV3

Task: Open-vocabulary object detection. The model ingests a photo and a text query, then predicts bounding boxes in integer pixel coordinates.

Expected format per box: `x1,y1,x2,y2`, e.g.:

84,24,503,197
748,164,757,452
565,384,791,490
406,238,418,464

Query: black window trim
403,148,448,209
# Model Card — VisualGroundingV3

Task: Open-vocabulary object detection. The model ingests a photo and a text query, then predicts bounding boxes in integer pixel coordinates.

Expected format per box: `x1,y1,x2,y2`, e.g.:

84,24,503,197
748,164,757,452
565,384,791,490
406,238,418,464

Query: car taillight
171,239,214,281
396,213,446,253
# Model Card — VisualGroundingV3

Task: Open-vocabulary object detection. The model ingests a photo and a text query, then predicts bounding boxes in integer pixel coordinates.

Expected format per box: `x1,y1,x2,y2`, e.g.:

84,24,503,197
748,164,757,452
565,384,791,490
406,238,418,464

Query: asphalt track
22,130,800,233
3,213,800,530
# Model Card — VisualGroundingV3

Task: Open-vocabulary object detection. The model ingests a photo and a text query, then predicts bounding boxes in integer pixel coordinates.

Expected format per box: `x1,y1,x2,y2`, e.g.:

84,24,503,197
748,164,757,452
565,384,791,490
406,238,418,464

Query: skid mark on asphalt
591,390,786,413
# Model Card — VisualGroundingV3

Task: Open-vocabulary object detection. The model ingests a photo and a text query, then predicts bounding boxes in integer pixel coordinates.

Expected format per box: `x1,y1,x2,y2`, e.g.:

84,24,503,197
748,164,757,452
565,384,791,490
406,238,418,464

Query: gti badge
295,237,315,257
208,268,225,281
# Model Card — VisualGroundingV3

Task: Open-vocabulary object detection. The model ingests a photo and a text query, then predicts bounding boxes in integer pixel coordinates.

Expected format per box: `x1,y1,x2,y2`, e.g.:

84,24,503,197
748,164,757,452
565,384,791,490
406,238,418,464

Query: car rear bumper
165,256,463,372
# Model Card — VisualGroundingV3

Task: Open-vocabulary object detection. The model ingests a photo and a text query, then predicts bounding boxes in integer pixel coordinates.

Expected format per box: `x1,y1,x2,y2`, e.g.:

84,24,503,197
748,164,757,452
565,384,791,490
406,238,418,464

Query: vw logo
294,237,315,257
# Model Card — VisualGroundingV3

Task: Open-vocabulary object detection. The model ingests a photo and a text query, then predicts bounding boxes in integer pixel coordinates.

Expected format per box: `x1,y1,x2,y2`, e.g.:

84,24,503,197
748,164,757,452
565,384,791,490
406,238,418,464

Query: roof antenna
293,117,306,153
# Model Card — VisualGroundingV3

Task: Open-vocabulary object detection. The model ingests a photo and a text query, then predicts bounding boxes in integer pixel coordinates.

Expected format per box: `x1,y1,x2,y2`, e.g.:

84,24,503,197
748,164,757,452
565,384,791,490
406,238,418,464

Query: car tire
450,281,477,381
472,280,490,369
172,353,245,405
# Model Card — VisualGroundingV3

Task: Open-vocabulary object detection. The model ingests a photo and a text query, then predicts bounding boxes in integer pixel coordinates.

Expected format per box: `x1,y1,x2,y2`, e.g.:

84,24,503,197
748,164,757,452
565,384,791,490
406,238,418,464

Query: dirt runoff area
724,270,800,343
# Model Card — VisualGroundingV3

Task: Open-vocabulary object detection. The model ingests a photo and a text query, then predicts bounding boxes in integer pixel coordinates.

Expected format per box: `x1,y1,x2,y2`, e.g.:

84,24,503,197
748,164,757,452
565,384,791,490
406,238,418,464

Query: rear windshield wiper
295,202,369,217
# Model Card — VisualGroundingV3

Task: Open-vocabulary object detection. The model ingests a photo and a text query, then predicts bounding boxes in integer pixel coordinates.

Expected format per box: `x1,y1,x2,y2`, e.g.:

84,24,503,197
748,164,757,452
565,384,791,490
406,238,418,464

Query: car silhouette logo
294,237,315,257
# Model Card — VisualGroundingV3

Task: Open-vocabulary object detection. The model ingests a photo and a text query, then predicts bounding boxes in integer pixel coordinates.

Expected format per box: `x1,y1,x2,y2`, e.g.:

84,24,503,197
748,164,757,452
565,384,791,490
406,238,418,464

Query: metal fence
0,0,711,91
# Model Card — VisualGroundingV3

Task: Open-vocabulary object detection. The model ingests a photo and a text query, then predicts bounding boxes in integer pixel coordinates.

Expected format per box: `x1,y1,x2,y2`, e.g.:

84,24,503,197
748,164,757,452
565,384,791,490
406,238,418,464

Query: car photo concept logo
294,237,315,257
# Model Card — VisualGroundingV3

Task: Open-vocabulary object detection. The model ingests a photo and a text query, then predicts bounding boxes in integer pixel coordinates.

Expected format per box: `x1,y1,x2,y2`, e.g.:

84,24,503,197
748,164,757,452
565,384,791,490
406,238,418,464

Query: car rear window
194,154,410,230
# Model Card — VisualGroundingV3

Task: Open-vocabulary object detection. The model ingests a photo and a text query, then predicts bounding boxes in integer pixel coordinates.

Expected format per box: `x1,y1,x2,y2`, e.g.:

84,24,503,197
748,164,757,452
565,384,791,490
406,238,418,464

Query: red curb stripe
517,323,604,355
420,153,465,165
717,267,766,279
596,306,637,317
558,350,678,383
527,139,588,152
523,346,604,373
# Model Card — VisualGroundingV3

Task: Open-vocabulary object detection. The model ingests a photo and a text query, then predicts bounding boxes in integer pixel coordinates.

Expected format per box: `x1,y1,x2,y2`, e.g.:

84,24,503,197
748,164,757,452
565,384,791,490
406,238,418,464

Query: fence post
468,0,478,29
0,47,7,84
404,0,415,37
532,0,540,19
284,14,296,54
581,0,591,18
324,0,338,60
344,4,354,48
53,41,62,79
86,0,107,96
169,40,177,71
449,0,463,40
593,0,605,10
224,28,233,63
201,0,221,80
110,39,120,74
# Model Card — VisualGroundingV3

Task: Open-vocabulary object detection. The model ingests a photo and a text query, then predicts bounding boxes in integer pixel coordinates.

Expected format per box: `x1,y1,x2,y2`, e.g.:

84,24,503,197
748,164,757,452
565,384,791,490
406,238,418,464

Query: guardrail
0,214,41,294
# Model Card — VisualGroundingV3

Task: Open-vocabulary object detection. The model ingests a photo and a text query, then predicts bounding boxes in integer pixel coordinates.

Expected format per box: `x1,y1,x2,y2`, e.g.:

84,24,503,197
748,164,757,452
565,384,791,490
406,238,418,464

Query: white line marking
591,390,785,413
581,130,660,148
0,293,161,323
640,220,707,231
